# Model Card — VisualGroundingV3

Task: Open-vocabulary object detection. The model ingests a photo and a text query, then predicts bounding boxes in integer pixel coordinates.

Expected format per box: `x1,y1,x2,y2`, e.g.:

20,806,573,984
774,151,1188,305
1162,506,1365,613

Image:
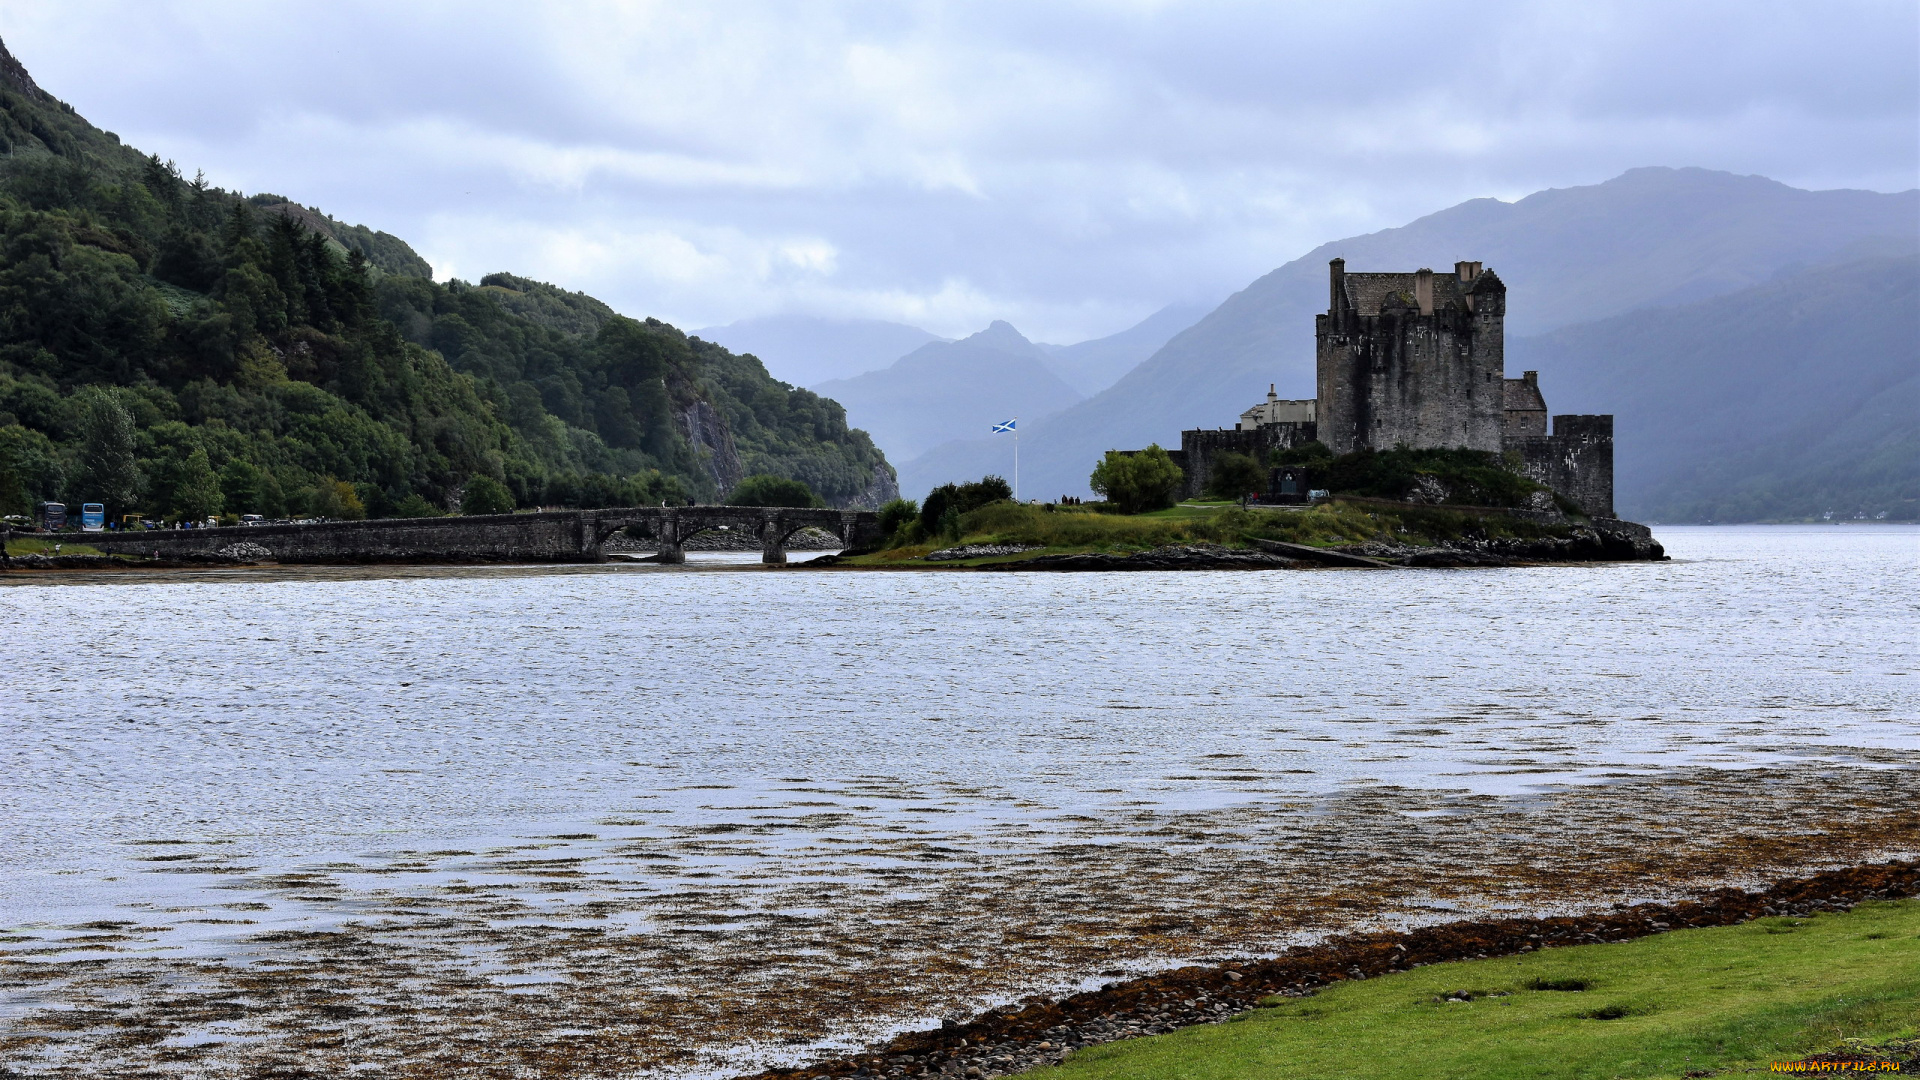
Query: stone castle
1163,259,1614,515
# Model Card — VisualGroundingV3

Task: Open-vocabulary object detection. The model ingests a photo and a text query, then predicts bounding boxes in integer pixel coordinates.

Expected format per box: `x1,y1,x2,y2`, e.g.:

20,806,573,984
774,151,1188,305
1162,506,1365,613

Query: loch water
2,525,1915,1077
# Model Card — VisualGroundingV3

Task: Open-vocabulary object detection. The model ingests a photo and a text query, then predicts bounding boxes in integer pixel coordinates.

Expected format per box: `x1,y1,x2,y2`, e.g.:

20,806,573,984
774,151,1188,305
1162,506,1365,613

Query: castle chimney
1455,260,1474,282
1414,268,1433,316
1329,258,1346,312
1523,370,1538,388
1268,383,1278,403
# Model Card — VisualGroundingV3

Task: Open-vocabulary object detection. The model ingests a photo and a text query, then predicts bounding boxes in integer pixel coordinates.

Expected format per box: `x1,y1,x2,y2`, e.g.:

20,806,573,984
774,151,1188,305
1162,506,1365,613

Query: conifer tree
173,448,223,521
77,387,141,514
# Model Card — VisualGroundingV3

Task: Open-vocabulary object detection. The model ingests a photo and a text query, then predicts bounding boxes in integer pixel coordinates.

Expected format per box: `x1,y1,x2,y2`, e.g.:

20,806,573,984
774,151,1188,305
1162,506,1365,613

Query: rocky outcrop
925,543,1042,562
1335,517,1665,565
0,35,50,102
840,461,901,510
3,551,260,570
681,399,745,495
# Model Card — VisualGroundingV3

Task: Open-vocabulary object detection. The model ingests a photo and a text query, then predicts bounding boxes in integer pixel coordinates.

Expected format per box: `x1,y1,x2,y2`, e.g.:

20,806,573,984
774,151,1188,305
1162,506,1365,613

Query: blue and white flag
991,418,1016,433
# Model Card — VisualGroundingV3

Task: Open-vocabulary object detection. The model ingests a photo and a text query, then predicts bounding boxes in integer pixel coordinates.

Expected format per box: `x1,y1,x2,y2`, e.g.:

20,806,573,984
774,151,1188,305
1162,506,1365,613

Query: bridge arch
580,506,877,564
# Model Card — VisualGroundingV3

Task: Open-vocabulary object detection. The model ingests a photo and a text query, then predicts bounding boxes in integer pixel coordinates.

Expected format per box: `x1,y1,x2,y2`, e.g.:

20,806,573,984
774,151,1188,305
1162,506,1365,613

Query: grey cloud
4,0,1911,340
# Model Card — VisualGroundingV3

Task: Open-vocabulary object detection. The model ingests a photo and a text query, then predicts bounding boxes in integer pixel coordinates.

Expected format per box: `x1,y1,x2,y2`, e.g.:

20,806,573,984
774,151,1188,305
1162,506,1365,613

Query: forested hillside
0,38,893,522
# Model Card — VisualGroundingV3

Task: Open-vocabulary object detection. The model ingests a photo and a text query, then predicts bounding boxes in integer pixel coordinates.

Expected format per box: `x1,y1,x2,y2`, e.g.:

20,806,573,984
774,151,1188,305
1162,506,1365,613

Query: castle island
21,259,1660,572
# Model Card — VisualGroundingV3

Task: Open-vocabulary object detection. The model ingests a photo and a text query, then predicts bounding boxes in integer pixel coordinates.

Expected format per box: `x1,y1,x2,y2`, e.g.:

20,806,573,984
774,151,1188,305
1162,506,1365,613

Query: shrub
729,474,822,508
877,497,918,543
1271,440,1334,468
460,475,514,515
1322,446,1548,508
919,476,1013,535
1089,445,1182,514
1206,451,1266,503
392,493,441,518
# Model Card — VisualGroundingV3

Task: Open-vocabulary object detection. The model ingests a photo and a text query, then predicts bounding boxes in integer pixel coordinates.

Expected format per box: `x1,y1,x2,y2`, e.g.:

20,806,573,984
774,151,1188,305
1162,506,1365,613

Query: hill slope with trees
0,37,894,523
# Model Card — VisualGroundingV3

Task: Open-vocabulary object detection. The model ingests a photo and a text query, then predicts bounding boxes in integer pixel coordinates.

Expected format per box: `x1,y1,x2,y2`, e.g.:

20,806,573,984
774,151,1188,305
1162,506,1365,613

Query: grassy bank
852,500,1576,566
1024,900,1920,1080
5,536,108,557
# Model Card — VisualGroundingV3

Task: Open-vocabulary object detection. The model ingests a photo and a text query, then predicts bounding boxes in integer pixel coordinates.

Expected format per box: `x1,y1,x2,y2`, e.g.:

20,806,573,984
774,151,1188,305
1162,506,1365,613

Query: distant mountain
903,168,1919,502
1512,253,1919,522
815,321,1083,464
1035,303,1211,396
694,314,946,387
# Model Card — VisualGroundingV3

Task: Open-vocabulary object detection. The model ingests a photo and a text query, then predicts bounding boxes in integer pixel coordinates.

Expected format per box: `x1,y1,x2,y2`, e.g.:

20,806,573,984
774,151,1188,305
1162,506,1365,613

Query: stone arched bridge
81,506,885,566
594,506,883,563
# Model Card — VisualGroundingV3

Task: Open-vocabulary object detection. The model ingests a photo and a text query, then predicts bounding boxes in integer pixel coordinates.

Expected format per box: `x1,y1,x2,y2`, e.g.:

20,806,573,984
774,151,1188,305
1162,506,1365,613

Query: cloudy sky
3,1,1914,341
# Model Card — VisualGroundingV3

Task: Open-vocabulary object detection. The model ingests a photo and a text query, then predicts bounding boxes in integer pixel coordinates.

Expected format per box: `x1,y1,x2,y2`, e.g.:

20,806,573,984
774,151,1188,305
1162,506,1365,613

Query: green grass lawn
1024,900,1920,1080
5,536,108,556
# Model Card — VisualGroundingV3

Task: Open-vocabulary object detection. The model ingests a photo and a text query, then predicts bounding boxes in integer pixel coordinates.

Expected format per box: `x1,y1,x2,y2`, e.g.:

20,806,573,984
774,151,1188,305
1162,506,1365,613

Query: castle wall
1316,261,1505,455
1505,414,1615,518
1178,423,1316,499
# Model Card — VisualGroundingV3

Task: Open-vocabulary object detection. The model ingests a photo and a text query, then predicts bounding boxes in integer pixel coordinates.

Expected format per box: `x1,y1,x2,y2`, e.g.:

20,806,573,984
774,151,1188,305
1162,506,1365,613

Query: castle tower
1315,258,1507,454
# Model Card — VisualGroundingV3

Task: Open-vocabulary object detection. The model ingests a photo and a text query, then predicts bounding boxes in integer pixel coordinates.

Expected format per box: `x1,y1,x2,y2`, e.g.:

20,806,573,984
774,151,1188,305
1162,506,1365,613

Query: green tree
258,469,287,518
1207,451,1266,505
1089,445,1183,514
77,387,142,513
729,474,821,507
461,475,514,515
312,477,368,519
173,447,223,520
218,459,264,515
0,454,28,516
0,424,64,507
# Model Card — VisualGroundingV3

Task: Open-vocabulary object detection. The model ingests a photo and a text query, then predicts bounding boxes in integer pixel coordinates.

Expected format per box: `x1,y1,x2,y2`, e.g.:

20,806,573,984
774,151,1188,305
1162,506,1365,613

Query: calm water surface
1,525,1915,1077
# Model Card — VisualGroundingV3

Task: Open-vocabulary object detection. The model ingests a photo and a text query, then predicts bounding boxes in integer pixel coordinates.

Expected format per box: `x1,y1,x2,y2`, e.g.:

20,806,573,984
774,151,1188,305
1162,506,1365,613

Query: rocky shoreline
737,860,1918,1080
1,548,268,571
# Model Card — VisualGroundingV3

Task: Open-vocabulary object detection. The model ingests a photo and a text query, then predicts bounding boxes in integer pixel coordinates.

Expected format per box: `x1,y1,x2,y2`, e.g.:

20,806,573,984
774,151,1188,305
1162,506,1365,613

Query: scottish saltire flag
992,418,1016,433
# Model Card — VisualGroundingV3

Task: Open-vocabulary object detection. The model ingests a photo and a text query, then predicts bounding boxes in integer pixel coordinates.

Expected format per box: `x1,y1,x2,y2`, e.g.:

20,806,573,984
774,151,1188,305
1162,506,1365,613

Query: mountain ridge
816,320,1083,464
902,167,1919,513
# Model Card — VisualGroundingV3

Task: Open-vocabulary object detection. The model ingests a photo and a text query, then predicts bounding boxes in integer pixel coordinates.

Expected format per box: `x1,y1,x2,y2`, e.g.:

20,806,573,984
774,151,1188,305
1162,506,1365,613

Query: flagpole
1013,418,1019,502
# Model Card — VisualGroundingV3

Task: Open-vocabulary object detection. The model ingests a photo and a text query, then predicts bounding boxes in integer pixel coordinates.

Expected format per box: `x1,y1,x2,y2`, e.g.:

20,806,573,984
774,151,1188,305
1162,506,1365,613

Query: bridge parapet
78,506,882,566
600,506,883,563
